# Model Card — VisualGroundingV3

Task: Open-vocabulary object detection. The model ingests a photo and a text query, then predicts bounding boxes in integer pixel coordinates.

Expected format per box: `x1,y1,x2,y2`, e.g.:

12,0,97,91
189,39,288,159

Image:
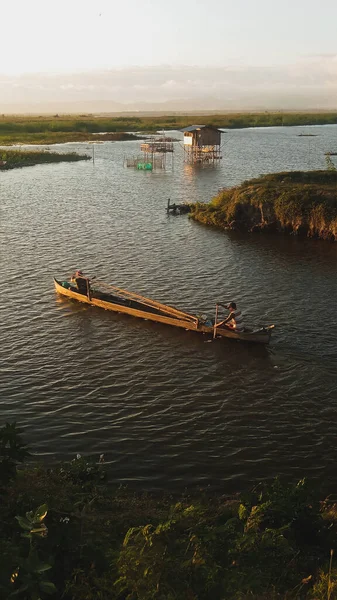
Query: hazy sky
1,0,336,110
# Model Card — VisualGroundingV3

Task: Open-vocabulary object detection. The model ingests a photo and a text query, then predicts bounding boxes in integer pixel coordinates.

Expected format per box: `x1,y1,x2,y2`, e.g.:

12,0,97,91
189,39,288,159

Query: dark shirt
76,276,88,295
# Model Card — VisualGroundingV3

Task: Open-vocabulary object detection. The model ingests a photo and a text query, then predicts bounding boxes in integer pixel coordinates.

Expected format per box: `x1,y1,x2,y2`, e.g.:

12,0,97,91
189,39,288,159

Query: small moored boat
54,276,274,344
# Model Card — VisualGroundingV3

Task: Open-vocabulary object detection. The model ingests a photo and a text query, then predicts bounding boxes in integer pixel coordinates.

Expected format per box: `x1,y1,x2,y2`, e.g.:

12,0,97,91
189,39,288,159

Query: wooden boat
54,277,274,344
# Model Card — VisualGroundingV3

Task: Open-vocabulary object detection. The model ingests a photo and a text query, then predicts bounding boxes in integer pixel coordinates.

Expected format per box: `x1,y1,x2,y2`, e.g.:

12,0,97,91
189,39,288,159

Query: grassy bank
0,131,142,146
1,424,337,600
0,112,336,145
191,171,337,241
0,148,91,170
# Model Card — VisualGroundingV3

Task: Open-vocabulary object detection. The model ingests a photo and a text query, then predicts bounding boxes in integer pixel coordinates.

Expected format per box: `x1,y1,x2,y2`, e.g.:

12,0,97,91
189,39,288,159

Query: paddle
213,304,219,339
213,302,232,339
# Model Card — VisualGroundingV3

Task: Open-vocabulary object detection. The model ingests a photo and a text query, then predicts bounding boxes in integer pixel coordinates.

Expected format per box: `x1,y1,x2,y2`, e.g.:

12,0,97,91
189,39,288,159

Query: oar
213,301,232,339
213,304,219,339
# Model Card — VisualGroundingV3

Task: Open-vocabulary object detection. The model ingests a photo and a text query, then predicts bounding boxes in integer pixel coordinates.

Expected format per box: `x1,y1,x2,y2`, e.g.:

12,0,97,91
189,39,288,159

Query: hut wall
198,128,221,146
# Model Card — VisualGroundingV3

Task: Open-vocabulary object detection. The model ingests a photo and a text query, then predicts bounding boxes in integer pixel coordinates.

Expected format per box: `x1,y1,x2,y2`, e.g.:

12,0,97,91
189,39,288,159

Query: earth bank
190,171,337,241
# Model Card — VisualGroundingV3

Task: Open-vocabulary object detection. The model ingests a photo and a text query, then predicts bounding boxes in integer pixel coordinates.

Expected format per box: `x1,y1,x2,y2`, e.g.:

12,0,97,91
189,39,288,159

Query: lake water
1,125,337,493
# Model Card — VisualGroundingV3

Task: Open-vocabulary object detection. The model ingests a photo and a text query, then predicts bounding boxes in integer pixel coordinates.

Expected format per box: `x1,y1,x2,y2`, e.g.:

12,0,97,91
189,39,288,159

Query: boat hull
200,323,272,344
54,279,273,344
54,279,198,331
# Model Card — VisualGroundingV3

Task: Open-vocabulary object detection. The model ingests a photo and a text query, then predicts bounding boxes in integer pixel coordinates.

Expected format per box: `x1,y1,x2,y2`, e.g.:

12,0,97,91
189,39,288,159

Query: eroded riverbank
191,170,337,241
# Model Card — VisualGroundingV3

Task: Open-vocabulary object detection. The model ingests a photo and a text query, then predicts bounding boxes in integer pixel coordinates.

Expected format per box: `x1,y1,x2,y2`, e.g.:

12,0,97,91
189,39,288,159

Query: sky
1,0,336,112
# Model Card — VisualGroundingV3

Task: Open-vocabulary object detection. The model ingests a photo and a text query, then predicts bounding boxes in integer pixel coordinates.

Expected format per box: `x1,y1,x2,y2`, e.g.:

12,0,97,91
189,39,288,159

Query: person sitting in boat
216,302,245,332
70,269,82,283
70,270,90,295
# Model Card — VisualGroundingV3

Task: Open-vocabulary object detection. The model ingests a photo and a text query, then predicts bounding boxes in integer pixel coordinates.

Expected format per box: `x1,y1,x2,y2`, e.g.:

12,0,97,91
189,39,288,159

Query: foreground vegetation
0,149,90,169
191,170,337,241
0,112,336,144
1,423,337,599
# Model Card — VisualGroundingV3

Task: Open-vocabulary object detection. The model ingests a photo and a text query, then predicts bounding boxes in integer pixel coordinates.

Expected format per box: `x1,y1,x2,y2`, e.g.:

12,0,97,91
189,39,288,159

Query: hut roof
182,124,220,133
182,125,205,132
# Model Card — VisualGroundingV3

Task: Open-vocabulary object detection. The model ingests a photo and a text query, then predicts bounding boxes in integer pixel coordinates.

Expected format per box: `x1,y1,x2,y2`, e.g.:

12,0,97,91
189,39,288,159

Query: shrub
0,423,30,486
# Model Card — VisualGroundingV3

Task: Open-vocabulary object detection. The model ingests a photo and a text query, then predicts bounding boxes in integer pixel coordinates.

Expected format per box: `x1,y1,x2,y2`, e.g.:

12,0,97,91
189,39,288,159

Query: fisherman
70,270,90,296
70,269,81,288
70,269,83,283
215,301,245,332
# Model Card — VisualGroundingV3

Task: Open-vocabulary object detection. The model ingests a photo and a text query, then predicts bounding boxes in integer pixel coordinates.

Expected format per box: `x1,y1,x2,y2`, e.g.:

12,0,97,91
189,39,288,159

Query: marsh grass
0,148,90,169
191,171,337,240
0,131,141,145
0,112,336,145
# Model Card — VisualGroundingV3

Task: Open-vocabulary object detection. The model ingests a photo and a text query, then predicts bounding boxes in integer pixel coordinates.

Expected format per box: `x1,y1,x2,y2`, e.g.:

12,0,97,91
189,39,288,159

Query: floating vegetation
0,148,90,170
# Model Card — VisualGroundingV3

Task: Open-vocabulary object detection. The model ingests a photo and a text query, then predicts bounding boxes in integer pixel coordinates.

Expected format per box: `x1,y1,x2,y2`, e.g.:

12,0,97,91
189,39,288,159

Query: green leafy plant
116,502,237,600
59,453,106,488
9,504,56,599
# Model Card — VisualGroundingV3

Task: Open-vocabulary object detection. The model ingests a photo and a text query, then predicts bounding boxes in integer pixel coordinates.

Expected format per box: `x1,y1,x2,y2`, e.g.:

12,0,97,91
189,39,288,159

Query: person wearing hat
215,301,245,332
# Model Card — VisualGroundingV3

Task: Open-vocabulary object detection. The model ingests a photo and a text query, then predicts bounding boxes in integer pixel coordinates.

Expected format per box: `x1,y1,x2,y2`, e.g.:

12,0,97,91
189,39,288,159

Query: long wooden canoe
54,278,274,344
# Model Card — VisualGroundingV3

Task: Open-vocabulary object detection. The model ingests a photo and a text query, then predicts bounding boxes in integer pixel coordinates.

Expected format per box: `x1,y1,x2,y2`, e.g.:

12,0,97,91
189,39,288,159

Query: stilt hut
182,125,222,164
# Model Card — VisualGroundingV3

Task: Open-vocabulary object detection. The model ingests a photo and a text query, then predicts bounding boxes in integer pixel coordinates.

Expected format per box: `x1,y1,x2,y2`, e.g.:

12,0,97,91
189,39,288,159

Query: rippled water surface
1,125,337,493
